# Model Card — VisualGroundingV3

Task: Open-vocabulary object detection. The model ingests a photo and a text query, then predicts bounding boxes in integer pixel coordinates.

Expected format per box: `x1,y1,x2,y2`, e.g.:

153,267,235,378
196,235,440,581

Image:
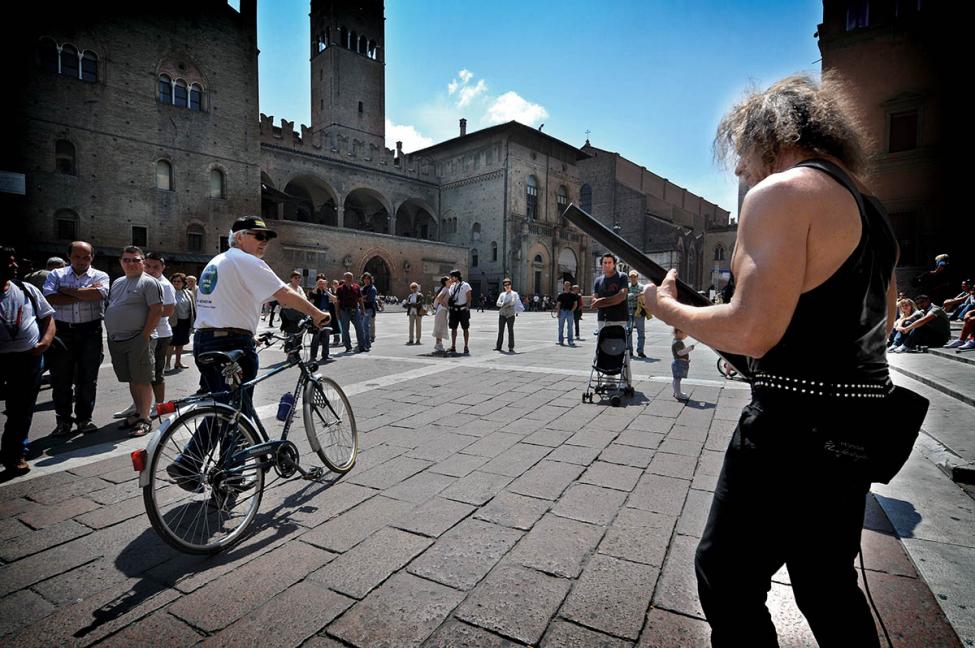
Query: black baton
562,203,750,378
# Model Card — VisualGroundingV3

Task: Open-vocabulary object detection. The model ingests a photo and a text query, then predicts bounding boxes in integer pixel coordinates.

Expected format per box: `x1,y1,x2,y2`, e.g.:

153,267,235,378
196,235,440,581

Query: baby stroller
583,323,634,406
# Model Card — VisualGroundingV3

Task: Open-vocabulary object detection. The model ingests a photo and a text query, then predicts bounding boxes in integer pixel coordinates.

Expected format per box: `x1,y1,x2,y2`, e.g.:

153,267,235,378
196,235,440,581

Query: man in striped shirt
42,241,110,436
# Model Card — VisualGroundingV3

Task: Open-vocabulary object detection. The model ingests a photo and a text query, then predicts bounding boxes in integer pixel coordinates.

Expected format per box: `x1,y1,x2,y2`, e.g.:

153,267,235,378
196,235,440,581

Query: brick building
578,143,737,293
817,0,960,285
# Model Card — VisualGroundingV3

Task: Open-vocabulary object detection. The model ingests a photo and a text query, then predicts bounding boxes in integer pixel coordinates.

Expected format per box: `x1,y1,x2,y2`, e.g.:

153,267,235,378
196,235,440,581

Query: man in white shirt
446,269,473,355
1,246,56,477
145,252,176,406
168,217,330,488
42,241,110,436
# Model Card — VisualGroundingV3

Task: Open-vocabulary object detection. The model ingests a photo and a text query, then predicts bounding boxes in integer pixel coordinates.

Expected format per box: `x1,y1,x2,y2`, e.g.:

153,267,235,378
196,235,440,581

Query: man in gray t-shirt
104,247,163,436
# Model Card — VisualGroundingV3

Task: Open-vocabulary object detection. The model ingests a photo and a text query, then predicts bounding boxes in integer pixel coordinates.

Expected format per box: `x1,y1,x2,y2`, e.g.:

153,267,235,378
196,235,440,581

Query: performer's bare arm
645,178,812,358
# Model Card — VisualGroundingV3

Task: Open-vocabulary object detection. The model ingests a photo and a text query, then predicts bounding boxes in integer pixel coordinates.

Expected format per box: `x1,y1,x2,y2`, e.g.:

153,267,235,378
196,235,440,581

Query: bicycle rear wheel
143,406,265,554
303,376,358,473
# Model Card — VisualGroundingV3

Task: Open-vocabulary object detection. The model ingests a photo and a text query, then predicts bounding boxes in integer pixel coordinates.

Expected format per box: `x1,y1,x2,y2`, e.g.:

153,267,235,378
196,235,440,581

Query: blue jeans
360,309,374,350
629,314,645,354
950,301,974,321
340,308,366,350
182,330,263,463
0,352,43,467
558,310,574,344
47,322,103,423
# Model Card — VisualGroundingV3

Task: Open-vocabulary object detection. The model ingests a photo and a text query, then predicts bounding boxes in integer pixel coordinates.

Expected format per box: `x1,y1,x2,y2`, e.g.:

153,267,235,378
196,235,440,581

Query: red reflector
131,449,147,473
156,401,177,416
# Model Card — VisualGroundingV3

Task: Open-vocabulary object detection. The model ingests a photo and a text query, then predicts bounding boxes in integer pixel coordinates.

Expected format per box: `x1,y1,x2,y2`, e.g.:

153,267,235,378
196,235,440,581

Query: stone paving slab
0,315,964,646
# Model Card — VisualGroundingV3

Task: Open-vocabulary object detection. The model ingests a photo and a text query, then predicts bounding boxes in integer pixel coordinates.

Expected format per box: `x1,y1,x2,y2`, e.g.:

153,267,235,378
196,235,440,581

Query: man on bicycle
168,216,330,488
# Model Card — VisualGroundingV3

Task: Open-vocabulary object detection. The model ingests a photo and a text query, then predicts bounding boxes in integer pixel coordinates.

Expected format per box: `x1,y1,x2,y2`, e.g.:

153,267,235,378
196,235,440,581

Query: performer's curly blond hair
714,72,869,175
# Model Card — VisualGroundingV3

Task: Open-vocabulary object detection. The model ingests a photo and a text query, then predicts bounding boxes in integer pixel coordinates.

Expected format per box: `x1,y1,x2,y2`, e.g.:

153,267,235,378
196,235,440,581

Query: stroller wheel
610,395,622,407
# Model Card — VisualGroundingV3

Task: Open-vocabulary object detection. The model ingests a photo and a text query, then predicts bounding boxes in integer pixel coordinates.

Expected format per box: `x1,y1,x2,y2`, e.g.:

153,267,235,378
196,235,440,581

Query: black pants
46,322,103,423
0,352,43,466
496,314,514,350
695,400,879,648
308,329,330,360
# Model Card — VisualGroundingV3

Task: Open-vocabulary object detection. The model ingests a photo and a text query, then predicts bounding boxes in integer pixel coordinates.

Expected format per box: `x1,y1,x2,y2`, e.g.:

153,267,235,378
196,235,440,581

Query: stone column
336,204,344,229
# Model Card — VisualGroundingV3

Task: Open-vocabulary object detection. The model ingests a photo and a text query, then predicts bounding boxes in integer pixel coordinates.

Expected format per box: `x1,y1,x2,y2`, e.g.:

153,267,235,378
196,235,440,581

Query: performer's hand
644,269,679,312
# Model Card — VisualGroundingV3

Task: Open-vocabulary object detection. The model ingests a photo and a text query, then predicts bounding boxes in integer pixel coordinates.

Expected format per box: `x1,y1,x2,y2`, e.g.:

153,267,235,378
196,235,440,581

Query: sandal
119,415,142,430
127,420,152,437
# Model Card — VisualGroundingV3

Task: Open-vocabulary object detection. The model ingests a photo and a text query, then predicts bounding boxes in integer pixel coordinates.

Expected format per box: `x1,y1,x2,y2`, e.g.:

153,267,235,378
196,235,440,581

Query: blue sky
256,0,824,219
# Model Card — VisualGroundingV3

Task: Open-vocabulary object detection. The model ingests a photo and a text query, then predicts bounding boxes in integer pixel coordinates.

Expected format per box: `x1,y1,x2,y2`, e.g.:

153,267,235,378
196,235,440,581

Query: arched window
55,140,76,175
339,27,348,49
38,39,59,73
189,84,203,111
174,80,188,108
580,184,592,213
81,51,97,82
209,168,225,199
350,31,357,49
187,224,205,252
556,185,568,215
472,249,479,268
526,175,538,220
714,244,725,261
55,209,79,240
471,222,481,242
358,35,367,55
368,40,377,59
156,160,173,191
491,241,498,262
534,254,543,264
158,75,172,103
59,44,78,78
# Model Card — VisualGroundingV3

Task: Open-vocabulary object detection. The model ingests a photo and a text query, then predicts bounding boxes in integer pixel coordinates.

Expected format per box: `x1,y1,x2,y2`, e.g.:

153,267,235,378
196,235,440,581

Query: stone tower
310,0,385,151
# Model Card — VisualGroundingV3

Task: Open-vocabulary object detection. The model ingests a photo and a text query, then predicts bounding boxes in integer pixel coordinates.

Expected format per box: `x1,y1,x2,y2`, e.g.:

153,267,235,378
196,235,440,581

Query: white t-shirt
194,248,287,332
450,281,472,307
152,275,177,339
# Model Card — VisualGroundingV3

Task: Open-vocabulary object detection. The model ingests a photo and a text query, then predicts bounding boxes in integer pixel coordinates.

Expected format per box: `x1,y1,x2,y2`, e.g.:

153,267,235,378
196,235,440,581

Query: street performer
167,216,330,487
642,74,897,647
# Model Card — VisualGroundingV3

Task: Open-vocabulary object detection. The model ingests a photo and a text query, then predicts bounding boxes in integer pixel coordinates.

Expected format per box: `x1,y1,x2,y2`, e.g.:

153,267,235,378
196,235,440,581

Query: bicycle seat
197,349,245,367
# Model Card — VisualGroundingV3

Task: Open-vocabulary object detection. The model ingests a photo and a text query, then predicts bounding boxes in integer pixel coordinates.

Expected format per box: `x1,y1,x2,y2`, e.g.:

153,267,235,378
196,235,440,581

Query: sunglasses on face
245,231,271,241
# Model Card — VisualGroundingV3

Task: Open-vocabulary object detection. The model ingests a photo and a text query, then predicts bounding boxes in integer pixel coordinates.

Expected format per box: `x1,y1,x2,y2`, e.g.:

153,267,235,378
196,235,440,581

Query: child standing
672,328,695,401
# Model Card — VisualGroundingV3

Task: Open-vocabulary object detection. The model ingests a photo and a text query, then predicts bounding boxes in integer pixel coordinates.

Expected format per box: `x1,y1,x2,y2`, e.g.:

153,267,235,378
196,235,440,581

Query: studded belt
751,371,893,400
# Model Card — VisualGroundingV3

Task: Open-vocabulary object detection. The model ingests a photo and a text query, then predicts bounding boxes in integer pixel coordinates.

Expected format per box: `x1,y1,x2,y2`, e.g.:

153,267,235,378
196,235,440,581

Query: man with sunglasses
167,217,330,488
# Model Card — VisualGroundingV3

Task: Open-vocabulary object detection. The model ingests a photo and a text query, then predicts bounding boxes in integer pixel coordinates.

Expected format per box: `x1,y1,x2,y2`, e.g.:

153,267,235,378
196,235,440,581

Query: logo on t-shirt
199,264,218,295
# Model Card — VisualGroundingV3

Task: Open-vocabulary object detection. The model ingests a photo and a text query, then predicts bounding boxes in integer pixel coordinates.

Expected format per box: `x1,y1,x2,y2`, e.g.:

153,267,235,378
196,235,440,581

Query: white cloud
385,119,434,153
458,69,474,84
447,79,459,95
484,91,549,127
457,79,487,108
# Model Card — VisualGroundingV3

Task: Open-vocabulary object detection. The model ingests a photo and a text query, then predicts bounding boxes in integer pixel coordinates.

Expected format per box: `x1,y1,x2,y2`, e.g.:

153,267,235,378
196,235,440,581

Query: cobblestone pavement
0,312,962,646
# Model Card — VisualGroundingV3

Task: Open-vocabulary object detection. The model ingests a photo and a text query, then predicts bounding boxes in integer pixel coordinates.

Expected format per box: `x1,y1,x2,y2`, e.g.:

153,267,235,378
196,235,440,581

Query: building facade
817,0,958,284
6,1,263,277
578,143,736,293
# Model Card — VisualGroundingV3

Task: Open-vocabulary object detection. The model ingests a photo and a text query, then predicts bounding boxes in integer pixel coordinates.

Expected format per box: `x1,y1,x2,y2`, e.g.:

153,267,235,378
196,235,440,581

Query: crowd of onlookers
889,275,974,353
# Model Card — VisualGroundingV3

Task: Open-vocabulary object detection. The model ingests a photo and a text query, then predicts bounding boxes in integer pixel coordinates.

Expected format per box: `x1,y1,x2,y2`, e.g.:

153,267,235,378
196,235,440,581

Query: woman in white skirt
431,275,450,352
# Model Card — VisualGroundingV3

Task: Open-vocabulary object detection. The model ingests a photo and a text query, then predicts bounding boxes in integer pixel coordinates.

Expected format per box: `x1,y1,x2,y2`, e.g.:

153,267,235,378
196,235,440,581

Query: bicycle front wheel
143,406,265,554
303,376,358,473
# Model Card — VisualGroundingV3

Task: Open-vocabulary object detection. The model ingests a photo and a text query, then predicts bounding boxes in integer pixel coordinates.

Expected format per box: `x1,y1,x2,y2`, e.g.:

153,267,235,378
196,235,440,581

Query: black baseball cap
231,216,277,239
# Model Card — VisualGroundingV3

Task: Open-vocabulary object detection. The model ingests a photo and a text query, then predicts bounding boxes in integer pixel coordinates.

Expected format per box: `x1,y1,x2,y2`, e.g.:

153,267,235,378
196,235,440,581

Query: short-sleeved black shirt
593,271,628,321
556,292,577,311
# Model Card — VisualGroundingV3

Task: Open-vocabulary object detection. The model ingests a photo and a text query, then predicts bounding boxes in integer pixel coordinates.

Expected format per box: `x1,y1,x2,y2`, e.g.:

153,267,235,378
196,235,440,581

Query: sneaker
76,420,99,435
463,347,470,355
889,345,908,354
1,458,29,477
674,393,690,401
944,339,964,348
638,352,646,358
166,458,203,492
52,420,74,437
113,404,137,419
494,347,502,351
959,340,975,350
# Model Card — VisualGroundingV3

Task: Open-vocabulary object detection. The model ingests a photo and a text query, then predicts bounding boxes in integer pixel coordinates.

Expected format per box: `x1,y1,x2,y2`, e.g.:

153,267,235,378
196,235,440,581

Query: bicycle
716,357,742,380
134,318,358,554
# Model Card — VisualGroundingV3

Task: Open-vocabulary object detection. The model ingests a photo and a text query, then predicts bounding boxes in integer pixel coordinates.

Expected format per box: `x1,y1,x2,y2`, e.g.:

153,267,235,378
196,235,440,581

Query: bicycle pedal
304,466,325,480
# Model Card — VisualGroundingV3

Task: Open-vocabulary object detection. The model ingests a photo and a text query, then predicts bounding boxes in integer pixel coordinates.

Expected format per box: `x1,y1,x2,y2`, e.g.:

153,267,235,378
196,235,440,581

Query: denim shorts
671,360,688,379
